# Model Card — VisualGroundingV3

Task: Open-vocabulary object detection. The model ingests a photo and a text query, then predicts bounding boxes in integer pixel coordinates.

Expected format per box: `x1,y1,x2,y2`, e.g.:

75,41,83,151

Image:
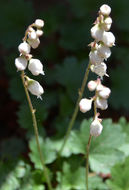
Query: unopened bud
87,80,97,91
100,4,111,16
35,19,44,28
79,98,92,113
36,29,43,37
28,31,37,40
18,42,30,55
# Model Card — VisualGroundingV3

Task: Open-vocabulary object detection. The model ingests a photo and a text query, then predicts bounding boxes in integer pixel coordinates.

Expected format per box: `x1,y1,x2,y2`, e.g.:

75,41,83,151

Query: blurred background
0,0,129,189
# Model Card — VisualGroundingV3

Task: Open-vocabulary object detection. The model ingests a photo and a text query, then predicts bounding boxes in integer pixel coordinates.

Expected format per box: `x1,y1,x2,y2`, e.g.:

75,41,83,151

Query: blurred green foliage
1,0,129,189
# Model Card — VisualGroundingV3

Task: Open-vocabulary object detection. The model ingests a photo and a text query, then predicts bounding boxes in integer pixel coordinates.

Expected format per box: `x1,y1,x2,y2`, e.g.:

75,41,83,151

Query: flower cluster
15,19,44,99
79,5,114,137
89,4,115,78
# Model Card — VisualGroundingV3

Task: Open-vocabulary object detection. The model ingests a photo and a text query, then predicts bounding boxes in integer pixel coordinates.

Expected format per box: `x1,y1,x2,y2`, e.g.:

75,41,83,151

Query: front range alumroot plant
79,4,115,190
15,19,53,190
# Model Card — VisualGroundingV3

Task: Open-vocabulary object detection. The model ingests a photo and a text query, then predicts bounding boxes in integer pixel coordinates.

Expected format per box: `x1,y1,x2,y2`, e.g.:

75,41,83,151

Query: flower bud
91,62,107,77
15,56,27,71
36,29,43,37
87,80,97,91
103,17,112,31
90,118,103,137
28,38,40,49
27,78,44,99
102,31,115,47
89,50,104,65
98,87,111,99
96,83,104,91
97,44,111,60
95,97,108,110
35,19,44,28
28,30,37,40
28,58,44,76
100,4,111,16
91,24,104,42
18,42,30,55
79,98,92,113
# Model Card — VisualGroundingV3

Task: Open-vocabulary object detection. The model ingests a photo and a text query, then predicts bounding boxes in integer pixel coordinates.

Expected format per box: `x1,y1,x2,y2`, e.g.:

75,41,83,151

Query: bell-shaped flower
102,31,115,47
89,50,104,65
91,24,104,42
90,117,103,136
95,97,108,110
28,58,44,76
27,78,44,99
79,98,93,113
97,44,111,60
15,56,28,71
18,42,30,55
98,87,111,99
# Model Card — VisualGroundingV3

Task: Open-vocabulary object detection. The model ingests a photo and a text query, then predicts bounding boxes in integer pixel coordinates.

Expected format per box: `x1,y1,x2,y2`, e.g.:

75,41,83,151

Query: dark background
0,0,129,189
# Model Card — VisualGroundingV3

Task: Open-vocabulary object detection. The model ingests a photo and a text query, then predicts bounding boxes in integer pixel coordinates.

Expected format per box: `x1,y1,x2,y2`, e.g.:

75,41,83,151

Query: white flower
89,50,104,65
103,17,112,31
102,31,115,47
35,19,44,28
97,44,111,60
15,56,27,71
28,38,40,49
28,30,37,40
28,58,44,76
36,29,43,37
91,24,104,42
79,98,92,113
90,118,103,136
27,78,44,99
95,97,108,110
18,42,30,55
91,62,107,77
87,80,97,91
100,4,111,16
96,83,104,91
98,87,111,99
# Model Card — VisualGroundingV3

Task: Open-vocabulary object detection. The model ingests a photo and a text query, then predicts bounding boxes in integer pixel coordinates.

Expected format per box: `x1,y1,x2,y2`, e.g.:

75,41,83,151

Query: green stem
86,135,92,190
58,62,91,156
86,92,97,190
21,71,53,190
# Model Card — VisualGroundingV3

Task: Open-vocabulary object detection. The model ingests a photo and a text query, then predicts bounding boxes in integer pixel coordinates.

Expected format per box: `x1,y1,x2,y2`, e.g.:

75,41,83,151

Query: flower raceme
89,4,115,78
15,19,45,99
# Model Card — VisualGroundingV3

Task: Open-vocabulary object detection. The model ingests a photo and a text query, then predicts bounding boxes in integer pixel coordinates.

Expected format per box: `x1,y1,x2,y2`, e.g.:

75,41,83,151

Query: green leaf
29,136,57,169
60,119,126,173
56,161,108,190
107,156,129,190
